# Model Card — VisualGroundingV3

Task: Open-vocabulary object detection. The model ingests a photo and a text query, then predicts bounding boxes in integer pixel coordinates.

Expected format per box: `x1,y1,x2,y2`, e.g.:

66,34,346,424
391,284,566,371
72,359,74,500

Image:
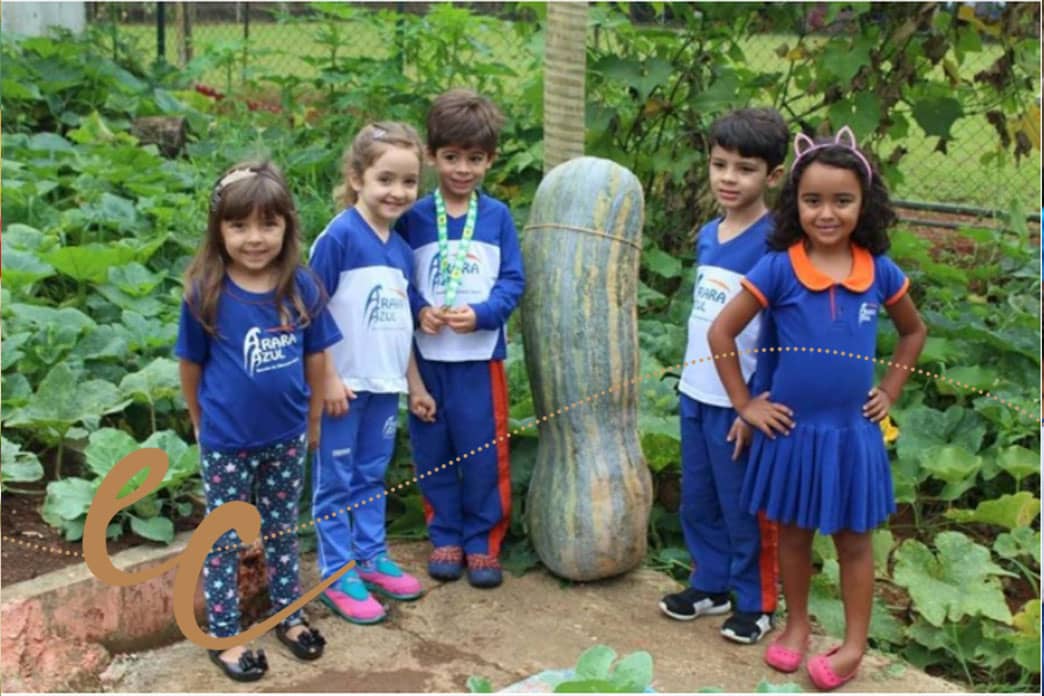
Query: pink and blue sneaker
357,554,424,601
320,568,386,624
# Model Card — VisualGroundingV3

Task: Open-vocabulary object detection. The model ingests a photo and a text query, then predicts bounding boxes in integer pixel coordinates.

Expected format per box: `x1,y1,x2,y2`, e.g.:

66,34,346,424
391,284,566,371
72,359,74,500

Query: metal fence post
156,2,166,66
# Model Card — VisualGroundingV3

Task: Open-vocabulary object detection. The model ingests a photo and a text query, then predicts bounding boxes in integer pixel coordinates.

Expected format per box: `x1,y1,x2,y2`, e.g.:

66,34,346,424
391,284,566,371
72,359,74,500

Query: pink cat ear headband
791,125,873,183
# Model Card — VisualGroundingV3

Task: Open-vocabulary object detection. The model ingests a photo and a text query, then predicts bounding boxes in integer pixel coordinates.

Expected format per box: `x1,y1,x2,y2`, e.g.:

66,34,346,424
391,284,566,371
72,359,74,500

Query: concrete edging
0,531,269,692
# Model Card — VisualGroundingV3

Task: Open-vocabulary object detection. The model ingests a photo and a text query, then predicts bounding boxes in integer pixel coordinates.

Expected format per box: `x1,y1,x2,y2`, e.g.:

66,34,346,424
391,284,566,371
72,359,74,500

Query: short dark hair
426,88,505,155
708,108,790,170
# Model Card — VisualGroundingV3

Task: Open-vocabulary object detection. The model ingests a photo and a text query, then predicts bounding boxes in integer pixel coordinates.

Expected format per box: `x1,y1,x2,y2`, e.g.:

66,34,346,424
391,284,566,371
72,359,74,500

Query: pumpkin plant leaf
609,651,653,691
892,532,1014,627
574,645,616,681
0,435,44,486
943,492,1041,530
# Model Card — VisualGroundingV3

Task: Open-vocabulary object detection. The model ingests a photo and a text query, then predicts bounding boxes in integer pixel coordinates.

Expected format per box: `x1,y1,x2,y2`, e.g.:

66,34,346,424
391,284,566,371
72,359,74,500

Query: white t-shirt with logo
679,215,773,407
309,207,415,394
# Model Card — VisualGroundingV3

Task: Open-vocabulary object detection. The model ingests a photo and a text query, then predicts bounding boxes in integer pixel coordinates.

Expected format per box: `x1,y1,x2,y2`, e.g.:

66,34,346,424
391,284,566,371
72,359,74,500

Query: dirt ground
100,541,958,694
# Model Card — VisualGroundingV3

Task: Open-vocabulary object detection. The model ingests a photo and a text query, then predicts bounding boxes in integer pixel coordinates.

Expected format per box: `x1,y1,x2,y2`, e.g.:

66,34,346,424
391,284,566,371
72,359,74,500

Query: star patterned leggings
200,432,306,638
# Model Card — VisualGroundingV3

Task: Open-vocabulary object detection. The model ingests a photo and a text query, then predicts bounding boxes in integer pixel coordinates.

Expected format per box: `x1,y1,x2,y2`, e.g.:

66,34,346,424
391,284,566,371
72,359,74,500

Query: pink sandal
807,646,860,691
763,637,808,673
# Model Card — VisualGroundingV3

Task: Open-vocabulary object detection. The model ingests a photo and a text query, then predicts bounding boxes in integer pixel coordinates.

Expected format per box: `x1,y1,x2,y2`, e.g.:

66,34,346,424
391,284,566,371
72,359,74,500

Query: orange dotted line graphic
3,346,1039,559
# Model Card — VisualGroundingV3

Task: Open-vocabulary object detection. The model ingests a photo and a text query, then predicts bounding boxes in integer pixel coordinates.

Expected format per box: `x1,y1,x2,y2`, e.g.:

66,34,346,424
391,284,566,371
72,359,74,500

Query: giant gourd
520,156,652,581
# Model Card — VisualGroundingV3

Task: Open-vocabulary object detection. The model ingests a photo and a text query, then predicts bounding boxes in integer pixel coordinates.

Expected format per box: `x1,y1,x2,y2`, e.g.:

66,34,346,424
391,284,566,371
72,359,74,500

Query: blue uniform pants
409,358,511,557
680,395,778,614
312,391,399,579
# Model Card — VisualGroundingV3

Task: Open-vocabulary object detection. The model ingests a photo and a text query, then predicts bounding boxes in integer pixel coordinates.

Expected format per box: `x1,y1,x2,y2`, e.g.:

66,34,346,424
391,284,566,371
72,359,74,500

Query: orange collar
787,242,874,292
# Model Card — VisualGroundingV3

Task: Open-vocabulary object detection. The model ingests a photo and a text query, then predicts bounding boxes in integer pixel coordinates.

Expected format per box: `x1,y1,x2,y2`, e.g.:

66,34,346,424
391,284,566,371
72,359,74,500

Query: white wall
2,2,86,37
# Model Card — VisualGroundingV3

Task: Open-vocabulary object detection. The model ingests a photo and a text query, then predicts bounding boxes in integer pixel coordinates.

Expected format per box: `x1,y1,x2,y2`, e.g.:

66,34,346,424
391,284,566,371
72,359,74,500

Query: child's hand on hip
726,416,753,461
444,305,477,333
324,375,354,418
419,306,446,334
409,389,437,423
738,392,795,439
863,386,892,422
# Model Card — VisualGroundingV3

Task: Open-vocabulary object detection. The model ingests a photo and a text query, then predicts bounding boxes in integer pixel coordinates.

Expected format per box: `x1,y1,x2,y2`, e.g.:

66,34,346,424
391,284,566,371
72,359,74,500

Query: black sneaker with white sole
658,587,731,621
720,611,774,644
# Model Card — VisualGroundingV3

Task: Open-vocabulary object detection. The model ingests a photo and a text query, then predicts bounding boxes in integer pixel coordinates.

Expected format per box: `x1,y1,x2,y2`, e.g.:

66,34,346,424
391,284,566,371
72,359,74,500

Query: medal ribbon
434,189,478,309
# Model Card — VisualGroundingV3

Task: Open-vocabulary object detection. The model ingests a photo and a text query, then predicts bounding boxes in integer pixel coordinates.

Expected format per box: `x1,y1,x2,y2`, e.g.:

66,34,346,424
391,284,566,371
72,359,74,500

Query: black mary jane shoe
276,619,326,661
208,647,268,682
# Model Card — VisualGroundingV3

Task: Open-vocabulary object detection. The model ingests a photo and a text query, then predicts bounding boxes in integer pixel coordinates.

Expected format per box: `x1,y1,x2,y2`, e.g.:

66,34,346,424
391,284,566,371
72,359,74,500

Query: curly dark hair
770,140,897,255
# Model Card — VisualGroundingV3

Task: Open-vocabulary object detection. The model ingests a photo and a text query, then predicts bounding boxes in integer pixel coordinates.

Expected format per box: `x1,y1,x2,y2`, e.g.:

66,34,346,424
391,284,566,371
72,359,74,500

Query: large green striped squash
520,156,652,581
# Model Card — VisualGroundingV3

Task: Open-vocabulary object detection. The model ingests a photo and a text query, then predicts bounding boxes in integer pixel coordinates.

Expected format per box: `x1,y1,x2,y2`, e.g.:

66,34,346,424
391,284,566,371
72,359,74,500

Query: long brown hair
333,122,424,208
183,160,314,335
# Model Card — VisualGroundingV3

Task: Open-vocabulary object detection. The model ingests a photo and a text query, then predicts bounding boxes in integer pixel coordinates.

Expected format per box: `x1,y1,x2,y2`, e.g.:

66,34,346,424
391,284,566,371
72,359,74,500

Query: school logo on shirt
858,301,878,325
364,284,408,329
243,326,299,376
428,251,481,296
692,271,730,316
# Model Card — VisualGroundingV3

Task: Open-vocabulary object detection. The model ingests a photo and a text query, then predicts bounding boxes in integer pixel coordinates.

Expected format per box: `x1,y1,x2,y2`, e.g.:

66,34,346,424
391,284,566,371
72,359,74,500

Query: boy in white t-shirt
659,108,788,645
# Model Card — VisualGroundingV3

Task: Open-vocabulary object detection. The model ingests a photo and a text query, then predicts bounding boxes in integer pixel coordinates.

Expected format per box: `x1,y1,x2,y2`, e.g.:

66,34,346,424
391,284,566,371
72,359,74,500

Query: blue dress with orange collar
738,242,910,535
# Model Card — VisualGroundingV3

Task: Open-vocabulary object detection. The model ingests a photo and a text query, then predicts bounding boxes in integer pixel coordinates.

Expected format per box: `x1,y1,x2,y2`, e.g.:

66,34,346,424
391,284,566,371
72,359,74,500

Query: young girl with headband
177,161,342,681
708,127,927,691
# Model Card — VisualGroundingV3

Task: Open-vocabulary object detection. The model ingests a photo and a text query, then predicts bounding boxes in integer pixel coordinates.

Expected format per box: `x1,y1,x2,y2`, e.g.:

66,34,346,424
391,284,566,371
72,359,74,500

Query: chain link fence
89,2,1040,219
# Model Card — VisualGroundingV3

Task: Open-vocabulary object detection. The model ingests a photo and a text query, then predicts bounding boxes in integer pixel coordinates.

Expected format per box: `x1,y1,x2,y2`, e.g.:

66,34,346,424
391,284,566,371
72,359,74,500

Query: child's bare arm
322,348,352,417
864,294,926,421
709,291,794,438
178,359,203,439
406,349,436,422
305,351,327,448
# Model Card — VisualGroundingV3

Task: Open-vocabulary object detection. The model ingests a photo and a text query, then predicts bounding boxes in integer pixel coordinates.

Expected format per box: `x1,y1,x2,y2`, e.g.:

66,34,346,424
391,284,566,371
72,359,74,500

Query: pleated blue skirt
741,419,895,535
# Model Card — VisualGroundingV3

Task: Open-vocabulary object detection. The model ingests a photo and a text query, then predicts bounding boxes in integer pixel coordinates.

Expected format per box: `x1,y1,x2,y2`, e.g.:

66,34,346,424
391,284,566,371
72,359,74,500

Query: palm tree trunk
543,2,588,172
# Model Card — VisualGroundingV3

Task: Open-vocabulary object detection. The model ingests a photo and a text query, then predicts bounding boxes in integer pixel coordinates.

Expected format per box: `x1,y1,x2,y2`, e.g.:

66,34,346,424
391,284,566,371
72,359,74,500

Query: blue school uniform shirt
174,268,343,451
741,242,909,420
679,214,775,409
395,192,525,362
309,206,415,393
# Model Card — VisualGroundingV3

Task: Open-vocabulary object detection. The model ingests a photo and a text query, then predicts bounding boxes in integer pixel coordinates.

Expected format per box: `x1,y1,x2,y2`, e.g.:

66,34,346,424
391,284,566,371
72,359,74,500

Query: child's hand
863,386,892,422
419,306,446,335
726,416,753,461
738,392,795,440
444,305,477,333
410,390,437,423
324,374,354,418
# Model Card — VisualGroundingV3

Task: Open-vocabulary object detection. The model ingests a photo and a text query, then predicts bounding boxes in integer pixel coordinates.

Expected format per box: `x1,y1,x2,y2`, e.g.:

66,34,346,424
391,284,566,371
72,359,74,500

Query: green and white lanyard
434,188,478,309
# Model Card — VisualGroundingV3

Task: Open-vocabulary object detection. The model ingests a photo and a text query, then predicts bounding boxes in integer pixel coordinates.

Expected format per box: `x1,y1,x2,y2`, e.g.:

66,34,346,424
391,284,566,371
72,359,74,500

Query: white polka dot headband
791,126,873,183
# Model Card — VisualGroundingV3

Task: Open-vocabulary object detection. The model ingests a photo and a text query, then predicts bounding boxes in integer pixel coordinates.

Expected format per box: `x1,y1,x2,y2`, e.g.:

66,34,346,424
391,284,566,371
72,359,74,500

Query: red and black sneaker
466,553,502,588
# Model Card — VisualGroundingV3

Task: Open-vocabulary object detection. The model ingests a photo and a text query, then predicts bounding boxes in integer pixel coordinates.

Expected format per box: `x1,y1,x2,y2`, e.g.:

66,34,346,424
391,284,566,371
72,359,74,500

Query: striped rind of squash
520,156,653,581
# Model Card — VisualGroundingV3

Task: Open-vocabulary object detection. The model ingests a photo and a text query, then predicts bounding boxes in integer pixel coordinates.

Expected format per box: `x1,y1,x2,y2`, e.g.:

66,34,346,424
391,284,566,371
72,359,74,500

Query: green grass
113,18,1039,212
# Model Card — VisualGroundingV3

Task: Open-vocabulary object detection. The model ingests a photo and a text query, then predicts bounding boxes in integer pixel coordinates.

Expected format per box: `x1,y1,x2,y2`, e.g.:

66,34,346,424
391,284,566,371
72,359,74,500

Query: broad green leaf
0,435,44,484
575,645,616,681
43,243,139,284
936,365,999,396
554,679,618,693
7,303,96,333
128,514,175,543
84,427,139,478
42,477,96,522
120,358,180,403
920,445,981,497
0,249,55,289
466,676,493,694
108,262,163,297
944,492,1041,530
993,527,1040,563
754,680,803,693
911,96,963,139
609,651,653,691
994,445,1039,483
892,532,1013,627
821,40,871,83
27,132,75,153
5,363,130,433
907,616,1012,670
643,246,682,279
